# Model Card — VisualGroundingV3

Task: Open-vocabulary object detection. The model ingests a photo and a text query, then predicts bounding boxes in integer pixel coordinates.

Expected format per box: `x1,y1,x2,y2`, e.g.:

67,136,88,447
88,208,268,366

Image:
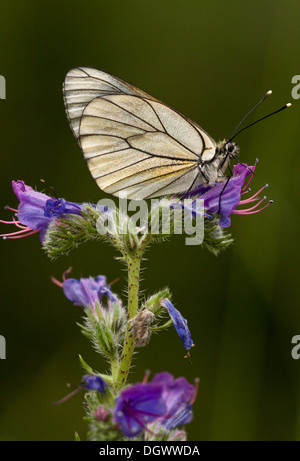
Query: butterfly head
225,141,238,159
216,139,239,162
213,139,239,179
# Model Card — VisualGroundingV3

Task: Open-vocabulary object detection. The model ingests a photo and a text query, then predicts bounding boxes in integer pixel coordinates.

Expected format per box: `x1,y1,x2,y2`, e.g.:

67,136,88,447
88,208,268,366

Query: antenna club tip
256,158,259,163
267,90,272,95
286,103,292,107
269,200,274,204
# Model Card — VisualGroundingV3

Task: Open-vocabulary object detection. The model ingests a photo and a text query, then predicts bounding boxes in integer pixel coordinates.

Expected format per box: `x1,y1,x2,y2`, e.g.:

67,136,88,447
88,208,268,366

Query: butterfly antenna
230,102,292,141
40,179,59,200
229,90,272,141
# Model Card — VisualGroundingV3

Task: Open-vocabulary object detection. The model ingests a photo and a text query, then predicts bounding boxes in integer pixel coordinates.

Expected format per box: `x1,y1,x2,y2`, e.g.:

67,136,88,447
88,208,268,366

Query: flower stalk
115,233,151,390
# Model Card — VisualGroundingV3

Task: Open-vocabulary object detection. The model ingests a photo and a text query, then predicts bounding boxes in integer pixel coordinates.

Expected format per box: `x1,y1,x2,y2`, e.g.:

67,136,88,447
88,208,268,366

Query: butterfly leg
231,154,254,175
218,164,233,215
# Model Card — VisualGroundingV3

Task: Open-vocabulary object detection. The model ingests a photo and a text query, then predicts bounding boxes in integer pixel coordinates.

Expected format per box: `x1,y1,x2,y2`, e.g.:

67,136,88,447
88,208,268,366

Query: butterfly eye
226,142,235,154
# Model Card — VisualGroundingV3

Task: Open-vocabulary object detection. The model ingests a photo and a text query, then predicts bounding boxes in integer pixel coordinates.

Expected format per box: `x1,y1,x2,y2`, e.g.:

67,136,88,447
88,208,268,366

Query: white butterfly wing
63,68,217,198
63,67,158,140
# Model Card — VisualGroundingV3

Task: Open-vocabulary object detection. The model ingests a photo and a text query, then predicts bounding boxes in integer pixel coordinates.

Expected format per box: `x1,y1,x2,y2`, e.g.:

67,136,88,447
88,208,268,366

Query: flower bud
95,322,116,359
129,309,155,347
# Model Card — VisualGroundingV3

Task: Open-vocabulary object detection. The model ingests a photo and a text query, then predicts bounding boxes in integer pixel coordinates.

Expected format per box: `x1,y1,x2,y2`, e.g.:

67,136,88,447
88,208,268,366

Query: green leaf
78,354,95,374
150,318,173,331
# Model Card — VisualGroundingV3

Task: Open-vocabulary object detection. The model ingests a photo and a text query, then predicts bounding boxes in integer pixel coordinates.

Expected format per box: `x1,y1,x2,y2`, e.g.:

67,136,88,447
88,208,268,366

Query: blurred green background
0,0,300,441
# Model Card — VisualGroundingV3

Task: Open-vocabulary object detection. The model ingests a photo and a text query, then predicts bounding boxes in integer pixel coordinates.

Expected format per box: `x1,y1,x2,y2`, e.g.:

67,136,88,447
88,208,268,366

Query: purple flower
160,299,194,352
82,374,106,393
152,372,195,430
0,180,85,242
53,374,107,405
114,382,166,437
186,162,272,227
52,269,118,312
113,372,196,437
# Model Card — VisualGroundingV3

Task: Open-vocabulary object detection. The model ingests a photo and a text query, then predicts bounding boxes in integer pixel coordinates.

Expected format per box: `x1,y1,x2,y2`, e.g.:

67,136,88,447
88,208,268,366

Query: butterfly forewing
63,67,218,198
63,67,158,140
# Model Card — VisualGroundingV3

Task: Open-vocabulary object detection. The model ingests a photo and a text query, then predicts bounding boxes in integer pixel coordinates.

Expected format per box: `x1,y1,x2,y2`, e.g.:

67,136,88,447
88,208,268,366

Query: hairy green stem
115,252,142,390
113,234,151,391
111,357,120,383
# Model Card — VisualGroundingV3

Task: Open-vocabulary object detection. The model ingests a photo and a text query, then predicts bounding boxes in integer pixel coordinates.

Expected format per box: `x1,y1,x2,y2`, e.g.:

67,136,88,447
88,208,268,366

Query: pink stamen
51,267,73,288
190,378,200,405
0,227,36,237
4,206,18,213
2,229,39,239
239,196,260,205
241,187,251,196
242,159,258,193
12,218,28,229
0,219,19,224
52,384,85,405
1,212,40,239
235,197,266,213
51,276,63,288
241,175,254,193
142,370,151,384
62,267,73,281
240,184,268,204
234,201,273,215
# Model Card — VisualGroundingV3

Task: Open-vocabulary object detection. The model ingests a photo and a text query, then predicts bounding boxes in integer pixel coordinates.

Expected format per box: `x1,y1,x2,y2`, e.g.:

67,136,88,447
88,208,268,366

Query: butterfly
63,67,238,199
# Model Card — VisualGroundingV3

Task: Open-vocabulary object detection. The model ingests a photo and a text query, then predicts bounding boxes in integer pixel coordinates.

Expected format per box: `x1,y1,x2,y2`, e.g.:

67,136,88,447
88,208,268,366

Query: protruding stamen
52,384,85,405
12,219,28,229
190,377,200,405
62,267,73,281
4,206,18,212
108,278,120,287
0,228,36,237
142,370,151,384
238,196,267,212
242,159,259,193
51,267,73,288
239,184,269,204
51,276,63,288
0,219,19,224
234,199,273,215
1,229,39,239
